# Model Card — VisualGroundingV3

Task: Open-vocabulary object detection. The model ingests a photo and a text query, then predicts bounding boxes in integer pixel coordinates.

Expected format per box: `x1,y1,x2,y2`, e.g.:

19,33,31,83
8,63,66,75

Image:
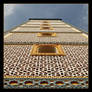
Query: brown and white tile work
4,45,88,77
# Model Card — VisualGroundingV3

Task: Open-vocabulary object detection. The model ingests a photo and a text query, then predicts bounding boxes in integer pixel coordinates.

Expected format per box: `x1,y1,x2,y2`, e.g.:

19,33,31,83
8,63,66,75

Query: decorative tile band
4,76,88,78
4,77,88,89
4,42,88,45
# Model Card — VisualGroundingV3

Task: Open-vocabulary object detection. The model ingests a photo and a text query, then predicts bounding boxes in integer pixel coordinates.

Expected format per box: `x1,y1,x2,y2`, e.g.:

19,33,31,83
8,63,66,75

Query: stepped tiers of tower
4,19,88,89
12,27,80,32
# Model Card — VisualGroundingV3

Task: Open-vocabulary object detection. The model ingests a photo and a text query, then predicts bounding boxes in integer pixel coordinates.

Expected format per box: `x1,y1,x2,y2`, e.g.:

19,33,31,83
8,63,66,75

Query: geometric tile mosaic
4,45,88,77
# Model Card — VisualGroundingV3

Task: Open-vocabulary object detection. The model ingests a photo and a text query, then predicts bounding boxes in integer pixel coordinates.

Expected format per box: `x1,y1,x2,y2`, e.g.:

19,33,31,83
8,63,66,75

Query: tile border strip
4,42,88,45
4,77,88,89
4,75,88,78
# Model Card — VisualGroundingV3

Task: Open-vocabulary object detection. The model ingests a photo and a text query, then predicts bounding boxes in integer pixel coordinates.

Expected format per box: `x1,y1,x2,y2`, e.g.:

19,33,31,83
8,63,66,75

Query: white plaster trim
26,22,65,24
4,33,13,38
12,27,20,31
71,28,81,32
65,25,71,27
82,33,88,38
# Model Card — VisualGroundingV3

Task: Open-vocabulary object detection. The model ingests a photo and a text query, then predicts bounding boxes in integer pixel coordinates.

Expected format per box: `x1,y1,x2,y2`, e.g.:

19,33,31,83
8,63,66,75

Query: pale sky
4,4,88,32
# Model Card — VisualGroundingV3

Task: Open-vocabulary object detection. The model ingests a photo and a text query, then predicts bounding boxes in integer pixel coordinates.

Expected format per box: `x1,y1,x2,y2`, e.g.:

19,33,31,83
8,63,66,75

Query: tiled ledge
4,42,88,45
10,31,82,33
4,77,88,89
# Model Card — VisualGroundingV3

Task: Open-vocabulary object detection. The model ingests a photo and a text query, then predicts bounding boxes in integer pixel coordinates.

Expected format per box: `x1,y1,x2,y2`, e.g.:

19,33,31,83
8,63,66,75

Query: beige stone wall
26,22,66,25
21,24,71,28
12,27,79,33
29,20,62,23
13,27,40,32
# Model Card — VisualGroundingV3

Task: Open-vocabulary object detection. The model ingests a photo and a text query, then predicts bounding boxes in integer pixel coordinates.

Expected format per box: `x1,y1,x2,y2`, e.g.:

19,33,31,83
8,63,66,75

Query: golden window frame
42,20,49,23
30,44,66,56
40,26,54,30
40,21,53,30
37,33,56,37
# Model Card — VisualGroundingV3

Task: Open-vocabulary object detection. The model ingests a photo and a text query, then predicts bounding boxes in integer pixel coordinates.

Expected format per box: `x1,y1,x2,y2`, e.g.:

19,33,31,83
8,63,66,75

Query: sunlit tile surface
4,19,88,89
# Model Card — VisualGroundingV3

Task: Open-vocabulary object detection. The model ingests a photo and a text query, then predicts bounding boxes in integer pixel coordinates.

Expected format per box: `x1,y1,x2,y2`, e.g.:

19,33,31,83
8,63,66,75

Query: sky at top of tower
4,4,88,32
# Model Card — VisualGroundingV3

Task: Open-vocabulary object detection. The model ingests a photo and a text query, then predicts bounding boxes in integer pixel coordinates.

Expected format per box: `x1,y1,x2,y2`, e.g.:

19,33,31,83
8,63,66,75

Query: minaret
4,18,88,89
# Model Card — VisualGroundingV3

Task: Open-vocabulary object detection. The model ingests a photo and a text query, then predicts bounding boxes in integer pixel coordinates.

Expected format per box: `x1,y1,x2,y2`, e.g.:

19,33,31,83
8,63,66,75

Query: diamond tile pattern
4,45,88,77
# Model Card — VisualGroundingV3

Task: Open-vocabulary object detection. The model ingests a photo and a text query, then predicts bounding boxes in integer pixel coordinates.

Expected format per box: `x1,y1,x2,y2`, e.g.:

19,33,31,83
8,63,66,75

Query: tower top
28,18,62,20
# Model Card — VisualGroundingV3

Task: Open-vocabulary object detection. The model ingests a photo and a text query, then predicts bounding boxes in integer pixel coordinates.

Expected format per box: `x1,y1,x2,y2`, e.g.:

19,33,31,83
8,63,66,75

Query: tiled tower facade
4,18,88,89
